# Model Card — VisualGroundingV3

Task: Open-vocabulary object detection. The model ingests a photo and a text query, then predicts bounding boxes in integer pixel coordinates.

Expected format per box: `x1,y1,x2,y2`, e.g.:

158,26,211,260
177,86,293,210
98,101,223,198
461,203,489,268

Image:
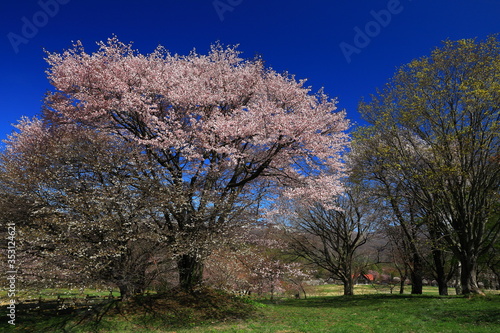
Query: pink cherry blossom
43,37,349,207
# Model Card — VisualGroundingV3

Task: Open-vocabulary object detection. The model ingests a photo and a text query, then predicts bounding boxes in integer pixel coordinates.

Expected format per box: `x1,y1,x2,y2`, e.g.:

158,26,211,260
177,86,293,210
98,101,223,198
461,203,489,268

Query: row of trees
292,36,499,296
1,36,499,298
350,36,500,295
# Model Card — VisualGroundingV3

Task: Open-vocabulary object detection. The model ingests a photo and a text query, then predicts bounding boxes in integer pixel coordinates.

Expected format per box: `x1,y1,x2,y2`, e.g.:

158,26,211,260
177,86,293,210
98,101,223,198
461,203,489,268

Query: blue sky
1,0,499,143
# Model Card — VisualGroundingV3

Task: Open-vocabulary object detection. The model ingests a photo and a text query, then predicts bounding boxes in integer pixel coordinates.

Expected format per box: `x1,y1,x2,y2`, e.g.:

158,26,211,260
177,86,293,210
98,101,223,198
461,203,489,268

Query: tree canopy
3,37,350,291
354,35,500,295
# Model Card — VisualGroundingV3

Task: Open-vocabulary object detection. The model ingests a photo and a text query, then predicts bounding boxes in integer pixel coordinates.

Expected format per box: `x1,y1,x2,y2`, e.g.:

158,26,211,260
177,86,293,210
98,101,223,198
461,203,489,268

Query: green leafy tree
357,35,500,295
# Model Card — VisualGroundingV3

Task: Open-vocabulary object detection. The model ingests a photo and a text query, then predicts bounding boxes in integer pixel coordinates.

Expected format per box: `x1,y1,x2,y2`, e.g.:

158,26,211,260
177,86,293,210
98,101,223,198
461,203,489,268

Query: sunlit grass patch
182,294,500,333
306,283,500,297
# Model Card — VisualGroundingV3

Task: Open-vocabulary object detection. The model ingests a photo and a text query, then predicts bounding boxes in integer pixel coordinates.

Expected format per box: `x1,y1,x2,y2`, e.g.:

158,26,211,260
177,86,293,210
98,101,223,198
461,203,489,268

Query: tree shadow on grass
0,298,121,332
0,288,258,332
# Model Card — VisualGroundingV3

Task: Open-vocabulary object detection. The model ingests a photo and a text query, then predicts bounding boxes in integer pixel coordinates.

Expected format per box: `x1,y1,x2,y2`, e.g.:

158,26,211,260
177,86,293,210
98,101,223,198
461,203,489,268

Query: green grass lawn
189,294,500,333
1,286,499,332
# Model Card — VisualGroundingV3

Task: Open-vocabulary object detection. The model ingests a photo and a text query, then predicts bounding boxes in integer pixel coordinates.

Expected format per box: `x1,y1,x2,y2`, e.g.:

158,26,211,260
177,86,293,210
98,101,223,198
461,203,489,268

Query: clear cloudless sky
1,0,500,144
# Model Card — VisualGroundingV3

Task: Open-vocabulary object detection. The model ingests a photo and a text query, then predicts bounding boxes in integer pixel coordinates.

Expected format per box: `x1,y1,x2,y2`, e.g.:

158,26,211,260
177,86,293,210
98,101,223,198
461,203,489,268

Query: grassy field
190,294,500,333
1,285,499,332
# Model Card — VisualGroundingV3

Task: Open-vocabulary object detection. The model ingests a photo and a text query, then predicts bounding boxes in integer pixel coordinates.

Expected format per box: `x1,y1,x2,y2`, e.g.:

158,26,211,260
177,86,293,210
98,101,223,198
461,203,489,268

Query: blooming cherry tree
2,117,168,299
40,37,349,290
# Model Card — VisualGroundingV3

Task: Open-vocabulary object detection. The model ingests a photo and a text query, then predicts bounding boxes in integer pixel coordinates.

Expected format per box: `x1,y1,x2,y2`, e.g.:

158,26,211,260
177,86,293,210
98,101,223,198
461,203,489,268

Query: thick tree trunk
117,280,145,300
437,278,449,296
460,255,484,295
118,283,130,300
178,254,204,291
343,276,354,296
432,248,448,295
410,253,423,294
115,264,146,300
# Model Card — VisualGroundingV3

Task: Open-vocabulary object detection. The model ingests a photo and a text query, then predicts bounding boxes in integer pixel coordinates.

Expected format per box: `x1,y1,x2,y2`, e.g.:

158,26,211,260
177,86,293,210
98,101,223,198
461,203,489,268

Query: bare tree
288,189,373,295
350,131,429,294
